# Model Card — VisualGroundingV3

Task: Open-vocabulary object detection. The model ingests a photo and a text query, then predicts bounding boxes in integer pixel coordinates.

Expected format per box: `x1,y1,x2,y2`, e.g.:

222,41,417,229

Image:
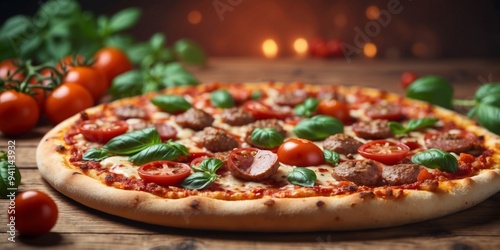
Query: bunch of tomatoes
0,47,132,137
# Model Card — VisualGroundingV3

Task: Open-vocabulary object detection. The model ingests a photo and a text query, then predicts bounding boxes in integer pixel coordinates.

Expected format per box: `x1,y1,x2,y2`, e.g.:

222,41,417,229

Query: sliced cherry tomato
365,103,403,121
9,190,58,236
358,140,410,165
77,119,129,143
0,90,40,136
93,47,132,87
45,82,94,125
63,66,107,102
155,123,178,141
417,168,433,182
243,100,290,120
401,71,419,90
228,148,279,181
227,85,252,103
138,161,191,186
277,138,324,167
316,99,351,123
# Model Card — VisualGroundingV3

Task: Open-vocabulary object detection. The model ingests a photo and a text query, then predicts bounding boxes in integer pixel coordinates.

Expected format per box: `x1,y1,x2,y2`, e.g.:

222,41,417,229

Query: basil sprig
287,168,317,187
294,98,318,117
250,128,284,149
0,151,21,198
181,158,223,189
323,150,340,166
406,76,454,109
104,128,161,155
211,90,235,108
129,141,189,165
151,94,192,113
293,115,343,140
411,149,458,172
388,118,439,135
82,148,110,161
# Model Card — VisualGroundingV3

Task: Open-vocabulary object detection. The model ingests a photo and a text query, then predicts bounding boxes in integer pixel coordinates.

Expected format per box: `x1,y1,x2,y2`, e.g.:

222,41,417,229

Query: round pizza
36,82,500,231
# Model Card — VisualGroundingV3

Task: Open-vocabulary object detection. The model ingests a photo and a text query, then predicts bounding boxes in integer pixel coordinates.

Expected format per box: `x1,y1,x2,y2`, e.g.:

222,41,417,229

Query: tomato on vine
0,59,24,82
93,47,132,87
45,82,94,124
63,66,107,102
0,90,40,136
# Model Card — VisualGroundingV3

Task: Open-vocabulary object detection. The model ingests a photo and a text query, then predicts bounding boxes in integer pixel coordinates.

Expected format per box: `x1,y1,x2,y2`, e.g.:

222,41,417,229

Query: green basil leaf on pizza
287,168,317,187
103,128,161,155
411,149,458,172
293,115,343,140
151,94,192,113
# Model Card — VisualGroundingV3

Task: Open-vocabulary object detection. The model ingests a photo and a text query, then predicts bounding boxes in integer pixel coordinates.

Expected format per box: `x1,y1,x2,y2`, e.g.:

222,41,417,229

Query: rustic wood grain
1,58,500,249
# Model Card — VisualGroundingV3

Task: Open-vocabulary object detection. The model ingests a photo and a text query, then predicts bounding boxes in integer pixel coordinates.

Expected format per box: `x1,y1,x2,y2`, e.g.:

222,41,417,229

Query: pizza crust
36,83,500,231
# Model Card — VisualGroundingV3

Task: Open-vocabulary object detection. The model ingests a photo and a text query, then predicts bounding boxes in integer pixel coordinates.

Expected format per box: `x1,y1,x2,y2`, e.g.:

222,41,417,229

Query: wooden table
1,58,500,249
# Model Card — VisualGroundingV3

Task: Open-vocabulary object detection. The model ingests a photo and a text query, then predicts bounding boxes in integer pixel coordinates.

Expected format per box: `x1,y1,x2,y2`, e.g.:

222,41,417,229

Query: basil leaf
389,118,439,135
476,103,500,135
108,8,141,33
0,152,21,198
411,149,458,172
293,115,343,140
406,76,453,109
475,83,500,103
479,94,500,107
104,128,161,155
287,168,317,187
323,150,340,166
294,98,319,117
175,39,206,66
151,94,192,113
251,91,262,100
181,172,217,190
211,89,235,108
110,70,144,99
250,128,284,149
388,122,408,135
198,158,224,173
129,144,182,166
165,140,189,156
82,148,109,161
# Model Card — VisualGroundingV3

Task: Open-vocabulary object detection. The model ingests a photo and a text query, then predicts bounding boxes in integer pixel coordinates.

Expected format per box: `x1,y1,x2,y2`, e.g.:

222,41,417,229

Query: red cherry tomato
316,99,351,123
243,100,290,120
9,190,58,236
56,54,85,71
63,66,107,102
138,161,191,186
0,59,24,82
358,140,410,165
309,37,330,58
0,90,40,136
77,119,129,143
44,83,94,125
227,85,252,103
93,47,132,87
277,138,325,167
327,39,344,57
401,71,419,90
365,103,403,121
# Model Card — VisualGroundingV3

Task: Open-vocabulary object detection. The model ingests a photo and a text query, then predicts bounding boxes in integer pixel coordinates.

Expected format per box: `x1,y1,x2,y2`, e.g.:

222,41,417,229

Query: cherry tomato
77,119,129,143
45,83,94,125
243,100,289,120
9,190,58,236
63,66,107,102
57,54,85,71
138,161,191,186
0,59,24,82
309,37,330,58
365,103,403,121
417,168,433,182
316,99,351,123
0,90,40,136
93,47,132,87
155,123,178,141
401,71,419,90
227,85,252,103
358,140,410,165
327,39,344,57
277,138,324,167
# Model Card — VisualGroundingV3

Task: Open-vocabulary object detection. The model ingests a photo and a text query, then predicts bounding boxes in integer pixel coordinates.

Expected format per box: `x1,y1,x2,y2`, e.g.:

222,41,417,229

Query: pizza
36,82,500,231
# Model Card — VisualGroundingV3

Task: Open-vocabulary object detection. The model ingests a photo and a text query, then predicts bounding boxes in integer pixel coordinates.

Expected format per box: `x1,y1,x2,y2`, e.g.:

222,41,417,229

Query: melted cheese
101,156,140,178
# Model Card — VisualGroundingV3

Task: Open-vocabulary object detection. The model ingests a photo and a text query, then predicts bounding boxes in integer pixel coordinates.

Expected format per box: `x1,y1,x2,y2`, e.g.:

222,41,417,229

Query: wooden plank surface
1,58,500,250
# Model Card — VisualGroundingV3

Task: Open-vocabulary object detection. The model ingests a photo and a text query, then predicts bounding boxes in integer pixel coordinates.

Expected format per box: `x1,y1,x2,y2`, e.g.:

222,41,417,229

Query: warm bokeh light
363,43,377,58
365,5,380,20
262,39,278,59
293,38,308,57
187,10,202,25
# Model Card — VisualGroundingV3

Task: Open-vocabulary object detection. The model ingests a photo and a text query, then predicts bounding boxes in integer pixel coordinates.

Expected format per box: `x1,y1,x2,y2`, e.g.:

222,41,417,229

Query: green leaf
39,0,81,17
406,76,453,109
180,172,217,190
160,63,199,87
0,15,32,42
165,140,189,156
127,43,151,64
82,148,109,161
150,33,166,51
250,128,284,149
411,149,458,172
294,98,318,117
287,168,317,187
151,94,192,113
129,143,182,165
210,89,235,108
104,34,135,51
103,128,161,155
110,70,144,99
293,115,343,141
389,118,439,135
108,8,141,33
479,94,500,107
476,103,500,135
251,91,262,100
388,122,407,135
174,39,206,66
197,158,224,174
475,83,500,103
0,152,22,198
323,150,340,166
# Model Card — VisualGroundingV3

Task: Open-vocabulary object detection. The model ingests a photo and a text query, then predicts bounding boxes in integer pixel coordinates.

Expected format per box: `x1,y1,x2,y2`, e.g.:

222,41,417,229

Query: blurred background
2,0,500,59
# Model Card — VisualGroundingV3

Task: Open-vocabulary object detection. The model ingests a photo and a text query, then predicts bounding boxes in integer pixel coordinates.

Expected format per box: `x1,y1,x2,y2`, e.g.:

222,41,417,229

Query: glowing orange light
293,38,308,57
363,43,377,58
365,5,380,20
188,10,202,25
262,39,278,59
